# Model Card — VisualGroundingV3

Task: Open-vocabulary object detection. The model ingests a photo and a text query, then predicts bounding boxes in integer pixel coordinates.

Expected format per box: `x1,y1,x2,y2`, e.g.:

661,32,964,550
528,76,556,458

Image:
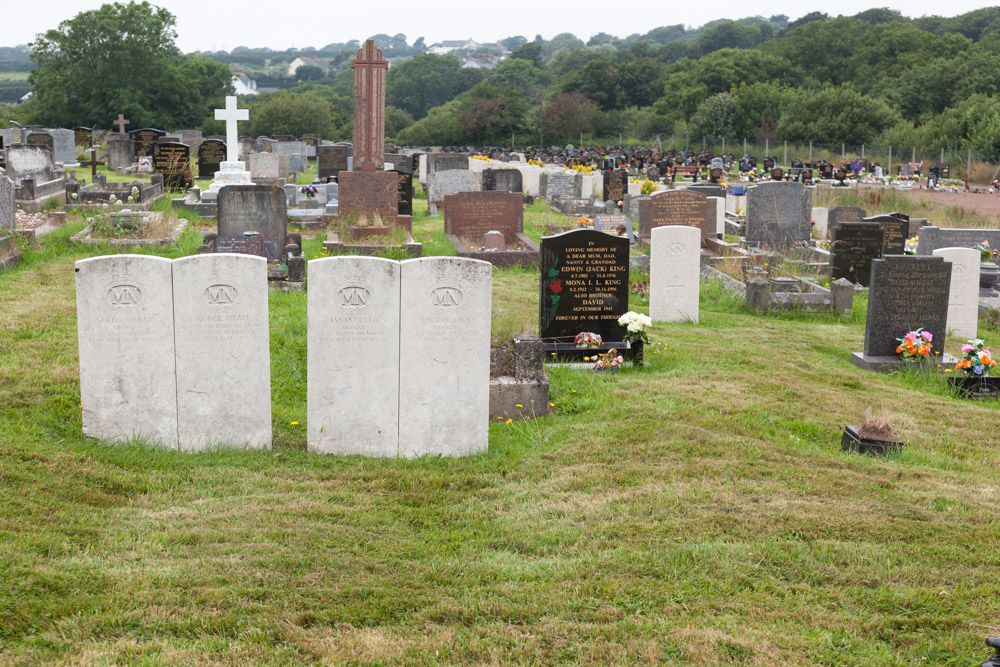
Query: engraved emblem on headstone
106,283,144,308
338,286,371,307
431,286,462,307
205,284,238,305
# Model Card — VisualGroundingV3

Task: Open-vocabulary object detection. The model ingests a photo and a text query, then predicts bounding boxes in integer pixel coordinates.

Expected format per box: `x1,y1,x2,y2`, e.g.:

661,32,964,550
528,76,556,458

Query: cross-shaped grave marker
214,96,249,163
351,40,388,172
114,114,129,134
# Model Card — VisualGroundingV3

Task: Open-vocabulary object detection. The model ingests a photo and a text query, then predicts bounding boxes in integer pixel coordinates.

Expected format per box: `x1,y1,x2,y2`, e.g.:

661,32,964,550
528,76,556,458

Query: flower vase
980,262,999,290
631,340,643,366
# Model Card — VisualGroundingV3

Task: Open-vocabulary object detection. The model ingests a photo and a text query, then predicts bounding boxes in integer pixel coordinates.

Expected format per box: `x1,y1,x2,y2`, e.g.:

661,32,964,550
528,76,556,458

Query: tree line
8,3,1000,157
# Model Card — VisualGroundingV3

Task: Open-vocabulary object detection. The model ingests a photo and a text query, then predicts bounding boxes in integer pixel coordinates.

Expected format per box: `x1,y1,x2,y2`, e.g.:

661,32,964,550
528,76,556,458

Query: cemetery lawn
2,216,1000,665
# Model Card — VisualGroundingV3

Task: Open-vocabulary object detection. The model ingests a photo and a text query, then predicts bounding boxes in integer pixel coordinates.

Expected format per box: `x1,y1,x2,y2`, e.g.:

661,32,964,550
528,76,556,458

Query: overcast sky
2,0,997,51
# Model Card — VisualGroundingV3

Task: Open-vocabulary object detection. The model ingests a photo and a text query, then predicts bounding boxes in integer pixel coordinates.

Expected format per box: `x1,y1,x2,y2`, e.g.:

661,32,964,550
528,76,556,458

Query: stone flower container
981,262,1000,290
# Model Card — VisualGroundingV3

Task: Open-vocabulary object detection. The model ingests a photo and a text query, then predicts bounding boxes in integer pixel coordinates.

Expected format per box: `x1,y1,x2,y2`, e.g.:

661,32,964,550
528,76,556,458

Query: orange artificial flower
896,345,904,353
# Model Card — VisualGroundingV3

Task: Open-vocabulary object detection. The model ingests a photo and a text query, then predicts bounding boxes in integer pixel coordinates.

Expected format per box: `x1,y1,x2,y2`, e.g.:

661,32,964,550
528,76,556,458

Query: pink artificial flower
984,349,992,357
905,332,918,341
962,344,975,354
921,331,933,342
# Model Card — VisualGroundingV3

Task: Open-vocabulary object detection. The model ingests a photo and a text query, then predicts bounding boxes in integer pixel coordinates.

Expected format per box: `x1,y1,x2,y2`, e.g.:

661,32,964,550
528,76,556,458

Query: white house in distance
231,74,258,96
427,39,509,56
286,56,331,77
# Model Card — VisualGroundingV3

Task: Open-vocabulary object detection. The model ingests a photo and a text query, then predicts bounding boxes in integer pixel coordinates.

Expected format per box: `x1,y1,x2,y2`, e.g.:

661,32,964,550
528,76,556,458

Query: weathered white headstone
812,206,829,240
307,257,401,456
75,255,178,446
650,225,701,322
172,254,271,451
933,247,980,340
398,257,491,457
50,128,77,165
708,196,725,237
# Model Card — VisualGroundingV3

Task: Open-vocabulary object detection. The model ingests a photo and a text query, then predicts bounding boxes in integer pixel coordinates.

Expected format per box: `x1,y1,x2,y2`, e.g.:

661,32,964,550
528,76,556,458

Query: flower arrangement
472,155,490,161
904,236,919,255
618,311,652,345
895,328,933,360
593,348,624,371
574,331,603,348
570,164,595,173
974,239,994,262
956,339,997,376
640,178,656,195
576,216,593,227
528,159,545,167
301,184,318,198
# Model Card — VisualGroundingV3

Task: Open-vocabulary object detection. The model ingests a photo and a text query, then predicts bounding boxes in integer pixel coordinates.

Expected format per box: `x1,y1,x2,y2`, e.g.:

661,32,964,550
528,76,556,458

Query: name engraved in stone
87,313,159,345
180,314,265,343
325,314,387,344
554,241,627,320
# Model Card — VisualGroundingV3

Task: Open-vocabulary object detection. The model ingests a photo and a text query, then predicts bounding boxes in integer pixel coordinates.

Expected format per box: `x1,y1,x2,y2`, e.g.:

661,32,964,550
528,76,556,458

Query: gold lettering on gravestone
650,194,705,229
554,240,627,322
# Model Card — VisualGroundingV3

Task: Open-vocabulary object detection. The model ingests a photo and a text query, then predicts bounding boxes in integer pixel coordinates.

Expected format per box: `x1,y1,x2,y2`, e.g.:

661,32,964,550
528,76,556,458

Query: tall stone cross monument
215,96,249,163
351,40,388,172
203,95,253,201
337,39,398,221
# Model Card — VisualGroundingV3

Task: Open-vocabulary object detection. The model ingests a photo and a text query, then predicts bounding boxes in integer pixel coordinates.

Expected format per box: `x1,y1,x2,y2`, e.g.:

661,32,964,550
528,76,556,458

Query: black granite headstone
862,256,951,358
539,228,629,341
317,144,349,180
152,142,191,189
831,222,883,286
394,170,413,216
603,169,628,203
129,128,166,157
864,213,909,255
217,185,287,262
482,168,523,194
197,139,226,179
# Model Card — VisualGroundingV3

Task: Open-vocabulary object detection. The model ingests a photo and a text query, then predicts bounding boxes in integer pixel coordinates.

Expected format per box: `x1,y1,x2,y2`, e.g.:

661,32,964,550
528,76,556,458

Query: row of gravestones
75,254,490,457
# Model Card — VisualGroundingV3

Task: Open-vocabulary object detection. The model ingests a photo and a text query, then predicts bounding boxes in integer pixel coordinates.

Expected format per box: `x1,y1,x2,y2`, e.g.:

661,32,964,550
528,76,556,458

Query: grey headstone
745,182,811,245
593,214,634,243
50,128,77,164
427,169,481,204
917,226,1000,256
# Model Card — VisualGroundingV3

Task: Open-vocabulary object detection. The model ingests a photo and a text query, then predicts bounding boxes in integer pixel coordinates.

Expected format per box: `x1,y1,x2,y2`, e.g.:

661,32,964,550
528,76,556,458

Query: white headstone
307,257,401,456
933,247,980,340
398,257,491,457
708,196,725,237
50,128,77,165
650,225,701,322
812,206,829,240
172,254,271,451
75,255,178,446
418,153,427,184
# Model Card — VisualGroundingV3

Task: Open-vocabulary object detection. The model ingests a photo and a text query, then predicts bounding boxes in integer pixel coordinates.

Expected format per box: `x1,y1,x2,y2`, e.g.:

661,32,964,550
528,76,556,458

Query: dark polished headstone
482,168,523,194
603,169,628,203
638,190,708,242
217,185,287,261
539,228,629,342
859,256,952,360
394,170,413,216
197,139,226,179
152,142,192,190
831,222,883,286
129,128,166,157
317,144,350,180
864,213,908,255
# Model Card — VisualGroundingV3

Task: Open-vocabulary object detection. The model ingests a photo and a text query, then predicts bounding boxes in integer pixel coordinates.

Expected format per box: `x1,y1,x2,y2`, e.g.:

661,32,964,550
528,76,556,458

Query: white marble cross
214,96,248,163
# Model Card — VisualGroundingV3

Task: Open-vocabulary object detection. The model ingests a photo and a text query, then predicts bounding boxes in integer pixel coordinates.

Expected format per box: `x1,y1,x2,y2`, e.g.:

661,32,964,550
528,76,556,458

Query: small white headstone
172,254,271,451
398,257,492,457
812,206,829,239
650,225,701,322
708,196,725,237
933,247,980,340
50,128,77,165
307,257,401,456
75,255,178,446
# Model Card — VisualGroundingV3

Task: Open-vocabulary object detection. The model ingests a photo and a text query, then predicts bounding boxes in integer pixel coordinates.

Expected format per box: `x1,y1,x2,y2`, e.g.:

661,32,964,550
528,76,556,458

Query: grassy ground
1,192,1000,665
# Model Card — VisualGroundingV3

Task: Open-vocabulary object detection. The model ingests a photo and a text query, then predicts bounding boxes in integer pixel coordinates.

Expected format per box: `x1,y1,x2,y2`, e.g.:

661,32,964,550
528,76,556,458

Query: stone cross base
202,161,253,202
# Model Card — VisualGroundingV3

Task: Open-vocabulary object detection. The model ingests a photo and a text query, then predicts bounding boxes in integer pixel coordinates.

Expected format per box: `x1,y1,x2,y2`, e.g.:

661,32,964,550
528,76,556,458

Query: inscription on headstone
197,139,226,178
539,229,629,341
152,142,192,189
444,191,522,242
831,222,883,287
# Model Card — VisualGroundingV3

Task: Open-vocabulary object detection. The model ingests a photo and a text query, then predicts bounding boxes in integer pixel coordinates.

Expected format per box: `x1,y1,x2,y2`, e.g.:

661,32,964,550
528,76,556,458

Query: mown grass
1,194,999,665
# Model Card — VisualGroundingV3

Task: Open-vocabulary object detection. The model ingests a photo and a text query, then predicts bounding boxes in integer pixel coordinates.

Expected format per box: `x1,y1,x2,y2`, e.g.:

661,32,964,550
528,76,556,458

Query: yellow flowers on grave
640,178,656,195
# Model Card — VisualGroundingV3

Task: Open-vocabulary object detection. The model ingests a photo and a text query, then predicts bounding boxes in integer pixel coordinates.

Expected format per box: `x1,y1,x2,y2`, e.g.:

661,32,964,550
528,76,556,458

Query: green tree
456,84,528,143
689,92,739,139
777,85,899,144
386,54,483,119
385,105,414,139
247,91,336,138
539,92,597,142
295,65,324,82
27,1,231,129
